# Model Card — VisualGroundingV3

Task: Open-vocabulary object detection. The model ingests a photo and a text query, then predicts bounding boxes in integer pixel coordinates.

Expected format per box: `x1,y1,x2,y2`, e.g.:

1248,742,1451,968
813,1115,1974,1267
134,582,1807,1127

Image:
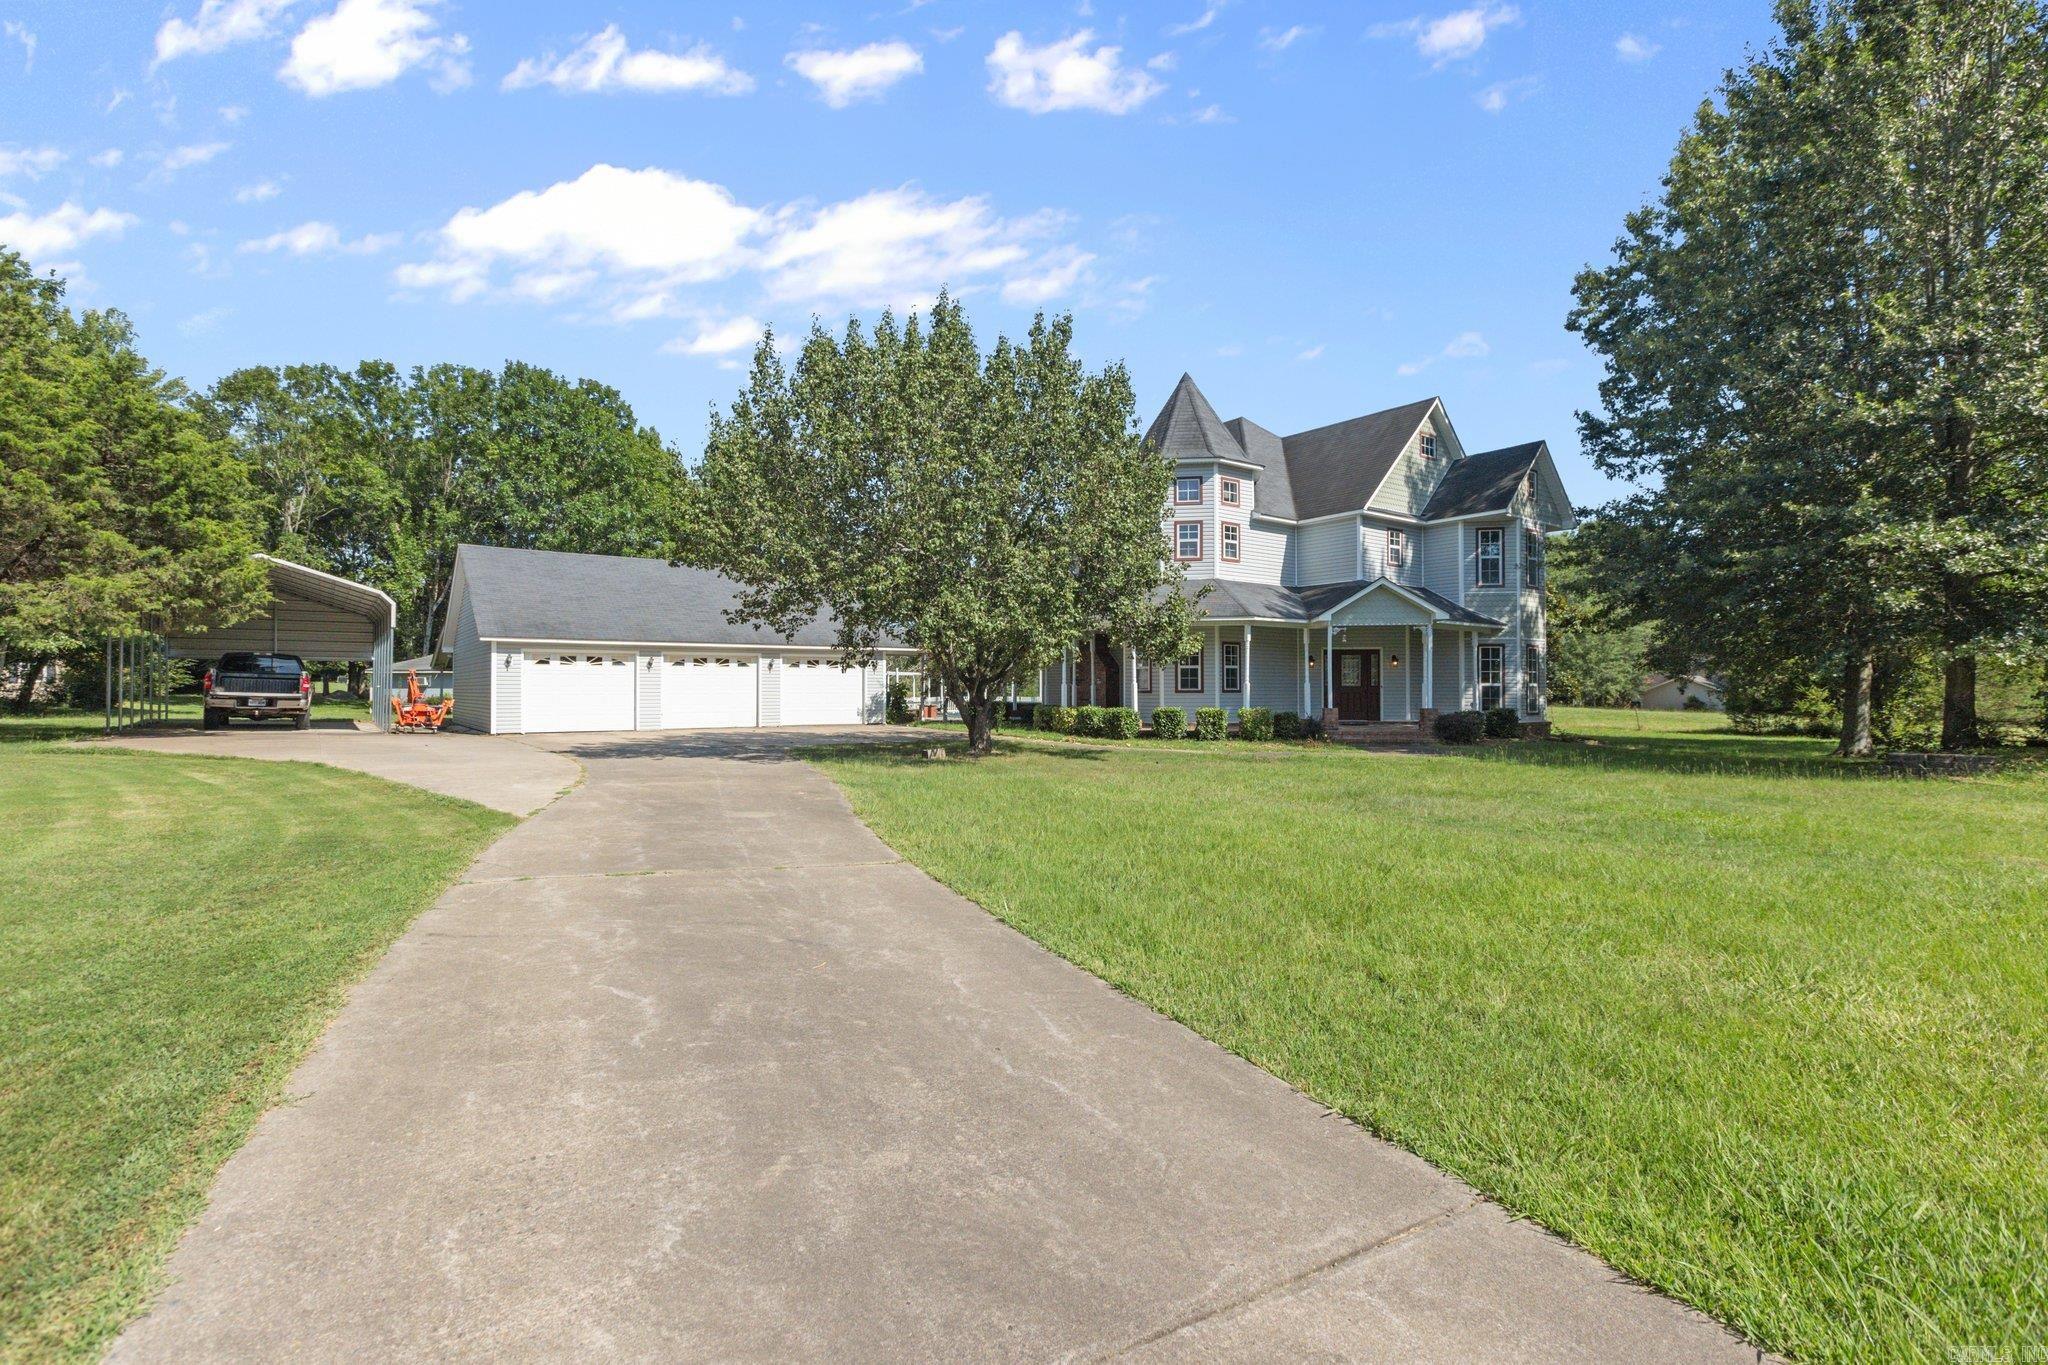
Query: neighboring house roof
446,544,898,650
1275,398,1439,521
1643,673,1724,694
1179,576,1502,628
1419,441,1546,518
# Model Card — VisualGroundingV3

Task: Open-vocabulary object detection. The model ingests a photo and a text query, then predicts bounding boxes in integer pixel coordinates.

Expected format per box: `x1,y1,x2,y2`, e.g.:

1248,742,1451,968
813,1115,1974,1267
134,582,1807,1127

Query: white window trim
1476,526,1504,588
1175,651,1203,693
1477,642,1506,710
1221,641,1242,693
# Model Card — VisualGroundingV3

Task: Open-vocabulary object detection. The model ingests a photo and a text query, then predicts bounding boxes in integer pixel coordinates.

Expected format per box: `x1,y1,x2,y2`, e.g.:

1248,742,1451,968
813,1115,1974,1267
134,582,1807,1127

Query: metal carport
108,553,397,732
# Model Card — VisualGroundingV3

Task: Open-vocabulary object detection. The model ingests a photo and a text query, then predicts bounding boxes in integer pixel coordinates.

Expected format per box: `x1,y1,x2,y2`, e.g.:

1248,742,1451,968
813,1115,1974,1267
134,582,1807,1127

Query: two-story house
1044,374,1576,735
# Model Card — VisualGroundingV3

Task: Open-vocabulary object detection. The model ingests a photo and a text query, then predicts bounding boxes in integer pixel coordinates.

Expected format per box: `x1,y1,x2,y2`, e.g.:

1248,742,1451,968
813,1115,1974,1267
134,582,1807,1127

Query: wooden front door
1333,649,1381,722
1080,634,1122,707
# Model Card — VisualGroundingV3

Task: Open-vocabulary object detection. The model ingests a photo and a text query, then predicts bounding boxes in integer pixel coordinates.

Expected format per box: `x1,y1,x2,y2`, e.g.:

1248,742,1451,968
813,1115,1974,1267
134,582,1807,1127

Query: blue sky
0,0,1769,506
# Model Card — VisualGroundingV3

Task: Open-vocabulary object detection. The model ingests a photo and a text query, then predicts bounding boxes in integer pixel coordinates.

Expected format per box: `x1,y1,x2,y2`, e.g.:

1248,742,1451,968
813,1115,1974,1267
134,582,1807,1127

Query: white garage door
660,654,758,730
522,652,635,733
779,657,867,726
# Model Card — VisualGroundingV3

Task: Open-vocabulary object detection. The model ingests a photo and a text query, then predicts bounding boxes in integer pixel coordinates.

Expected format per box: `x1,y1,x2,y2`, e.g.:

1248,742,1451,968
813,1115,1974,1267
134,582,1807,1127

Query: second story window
1386,528,1407,572
1221,523,1241,562
1175,521,1203,561
1220,476,1241,506
1476,527,1504,587
1525,526,1546,588
1420,432,1438,459
1174,475,1202,505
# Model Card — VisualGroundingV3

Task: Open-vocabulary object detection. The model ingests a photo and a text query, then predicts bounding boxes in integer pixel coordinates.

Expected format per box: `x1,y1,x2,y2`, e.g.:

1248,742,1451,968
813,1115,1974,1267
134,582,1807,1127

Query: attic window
1220,477,1241,506
1174,475,1202,505
1420,432,1438,459
1387,528,1407,571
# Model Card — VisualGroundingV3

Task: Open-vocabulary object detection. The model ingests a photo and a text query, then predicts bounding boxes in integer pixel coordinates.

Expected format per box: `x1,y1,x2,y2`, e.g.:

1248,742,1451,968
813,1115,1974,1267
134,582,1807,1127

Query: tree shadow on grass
1475,726,1878,781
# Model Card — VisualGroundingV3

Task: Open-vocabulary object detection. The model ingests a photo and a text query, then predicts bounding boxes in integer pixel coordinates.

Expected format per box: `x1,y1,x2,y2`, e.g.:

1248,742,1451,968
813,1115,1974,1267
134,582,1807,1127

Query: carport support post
370,619,394,732
103,638,112,735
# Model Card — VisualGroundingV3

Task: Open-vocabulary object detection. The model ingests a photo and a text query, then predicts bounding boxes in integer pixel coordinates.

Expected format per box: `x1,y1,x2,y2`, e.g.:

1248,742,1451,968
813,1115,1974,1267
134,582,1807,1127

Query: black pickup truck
202,652,312,729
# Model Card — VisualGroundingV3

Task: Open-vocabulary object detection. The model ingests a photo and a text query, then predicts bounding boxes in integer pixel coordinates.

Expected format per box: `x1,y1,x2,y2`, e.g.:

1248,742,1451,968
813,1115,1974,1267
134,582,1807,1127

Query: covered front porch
1055,578,1507,734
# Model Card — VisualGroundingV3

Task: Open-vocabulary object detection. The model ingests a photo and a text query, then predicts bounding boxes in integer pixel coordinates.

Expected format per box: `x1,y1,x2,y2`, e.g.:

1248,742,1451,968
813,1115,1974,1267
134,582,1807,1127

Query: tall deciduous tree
1570,0,2048,754
199,360,686,656
1,253,265,706
686,299,1200,755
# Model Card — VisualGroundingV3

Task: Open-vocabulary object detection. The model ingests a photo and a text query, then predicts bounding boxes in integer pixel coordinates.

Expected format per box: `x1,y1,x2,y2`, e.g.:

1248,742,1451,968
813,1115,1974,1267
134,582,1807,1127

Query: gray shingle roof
1420,441,1545,519
454,544,883,648
1223,416,1296,520
1143,373,1248,464
1276,398,1439,520
1178,576,1502,627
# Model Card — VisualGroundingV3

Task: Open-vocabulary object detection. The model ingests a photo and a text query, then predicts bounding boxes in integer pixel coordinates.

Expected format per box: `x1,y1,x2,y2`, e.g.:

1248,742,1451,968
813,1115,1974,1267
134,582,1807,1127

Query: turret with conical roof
1142,373,1248,463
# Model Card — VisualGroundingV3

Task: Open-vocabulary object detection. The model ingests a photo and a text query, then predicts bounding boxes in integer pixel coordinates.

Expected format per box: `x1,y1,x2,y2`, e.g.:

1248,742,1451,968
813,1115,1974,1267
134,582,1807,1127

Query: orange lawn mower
391,670,455,732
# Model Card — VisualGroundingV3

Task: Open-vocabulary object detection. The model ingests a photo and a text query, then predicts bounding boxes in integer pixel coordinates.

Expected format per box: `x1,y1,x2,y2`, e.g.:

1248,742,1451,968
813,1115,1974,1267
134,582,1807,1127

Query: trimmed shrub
1038,705,1077,734
886,679,917,725
1149,705,1186,739
1433,709,1486,744
1102,706,1142,739
1299,713,1325,740
1272,710,1303,740
1483,706,1523,739
1074,705,1107,737
1013,701,1037,728
1193,707,1228,741
1238,706,1274,741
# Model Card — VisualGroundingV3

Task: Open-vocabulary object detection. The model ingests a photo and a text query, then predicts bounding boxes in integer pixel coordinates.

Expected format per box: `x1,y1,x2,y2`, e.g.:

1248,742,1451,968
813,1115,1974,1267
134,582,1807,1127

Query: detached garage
438,544,906,736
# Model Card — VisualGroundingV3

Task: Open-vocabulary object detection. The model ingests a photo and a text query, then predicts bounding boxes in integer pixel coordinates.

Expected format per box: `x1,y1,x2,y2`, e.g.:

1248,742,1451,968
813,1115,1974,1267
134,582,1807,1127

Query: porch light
1389,653,1401,667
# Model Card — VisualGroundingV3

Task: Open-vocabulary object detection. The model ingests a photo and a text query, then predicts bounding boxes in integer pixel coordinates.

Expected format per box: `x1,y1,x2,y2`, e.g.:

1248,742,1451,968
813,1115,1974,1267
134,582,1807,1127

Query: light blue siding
1293,518,1356,586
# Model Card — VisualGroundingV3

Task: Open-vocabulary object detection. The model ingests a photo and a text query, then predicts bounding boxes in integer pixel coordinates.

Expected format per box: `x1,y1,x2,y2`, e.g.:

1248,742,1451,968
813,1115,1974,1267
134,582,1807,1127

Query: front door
1080,634,1122,707
1334,649,1381,722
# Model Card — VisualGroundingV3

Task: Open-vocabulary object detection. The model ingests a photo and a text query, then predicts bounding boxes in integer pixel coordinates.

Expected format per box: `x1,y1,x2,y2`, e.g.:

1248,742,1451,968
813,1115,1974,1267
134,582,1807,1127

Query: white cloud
664,315,766,356
1295,343,1325,362
1186,103,1232,124
281,0,469,96
1373,5,1520,67
986,31,1165,115
396,164,1086,319
1167,2,1226,36
4,20,34,71
89,149,125,169
787,41,923,107
1615,33,1661,62
0,203,136,259
1258,24,1315,53
219,104,250,123
234,178,283,202
0,146,65,178
160,141,230,174
239,219,398,254
1475,75,1540,113
1398,330,1490,375
154,0,296,67
180,305,234,336
504,25,751,96
1000,246,1094,305
762,188,1055,307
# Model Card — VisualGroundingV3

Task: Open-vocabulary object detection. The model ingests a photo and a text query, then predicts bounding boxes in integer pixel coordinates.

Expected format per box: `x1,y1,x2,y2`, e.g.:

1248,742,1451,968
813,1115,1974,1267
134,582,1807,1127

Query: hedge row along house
1043,374,1576,736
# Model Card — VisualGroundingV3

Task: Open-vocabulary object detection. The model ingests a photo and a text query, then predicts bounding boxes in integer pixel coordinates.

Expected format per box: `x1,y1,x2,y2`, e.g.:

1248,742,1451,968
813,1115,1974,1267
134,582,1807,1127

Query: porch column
1209,626,1218,710
1301,627,1311,715
1422,625,1435,714
1458,631,1468,710
1127,646,1136,711
1323,626,1334,711
1241,623,1252,717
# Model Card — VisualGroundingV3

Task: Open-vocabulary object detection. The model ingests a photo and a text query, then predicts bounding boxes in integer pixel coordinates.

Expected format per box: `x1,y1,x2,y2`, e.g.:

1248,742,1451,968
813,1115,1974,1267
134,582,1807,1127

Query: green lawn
0,694,373,745
0,734,511,1362
808,706,2048,1363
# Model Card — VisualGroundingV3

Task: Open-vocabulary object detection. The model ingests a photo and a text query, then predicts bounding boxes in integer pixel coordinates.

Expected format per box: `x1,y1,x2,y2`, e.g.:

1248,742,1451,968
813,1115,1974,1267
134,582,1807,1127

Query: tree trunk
347,660,364,697
962,691,997,756
1940,654,1978,750
1837,646,1875,758
11,656,49,711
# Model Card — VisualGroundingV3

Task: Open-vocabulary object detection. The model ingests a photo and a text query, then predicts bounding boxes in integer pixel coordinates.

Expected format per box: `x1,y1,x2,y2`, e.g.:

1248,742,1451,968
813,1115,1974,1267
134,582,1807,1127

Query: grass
0,694,372,745
0,732,511,1361
807,705,2048,1363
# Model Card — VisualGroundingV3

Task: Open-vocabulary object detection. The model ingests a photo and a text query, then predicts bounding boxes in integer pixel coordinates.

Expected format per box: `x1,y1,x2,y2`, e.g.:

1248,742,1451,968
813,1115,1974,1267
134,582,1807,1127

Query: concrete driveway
112,728,1759,1362
99,724,580,817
